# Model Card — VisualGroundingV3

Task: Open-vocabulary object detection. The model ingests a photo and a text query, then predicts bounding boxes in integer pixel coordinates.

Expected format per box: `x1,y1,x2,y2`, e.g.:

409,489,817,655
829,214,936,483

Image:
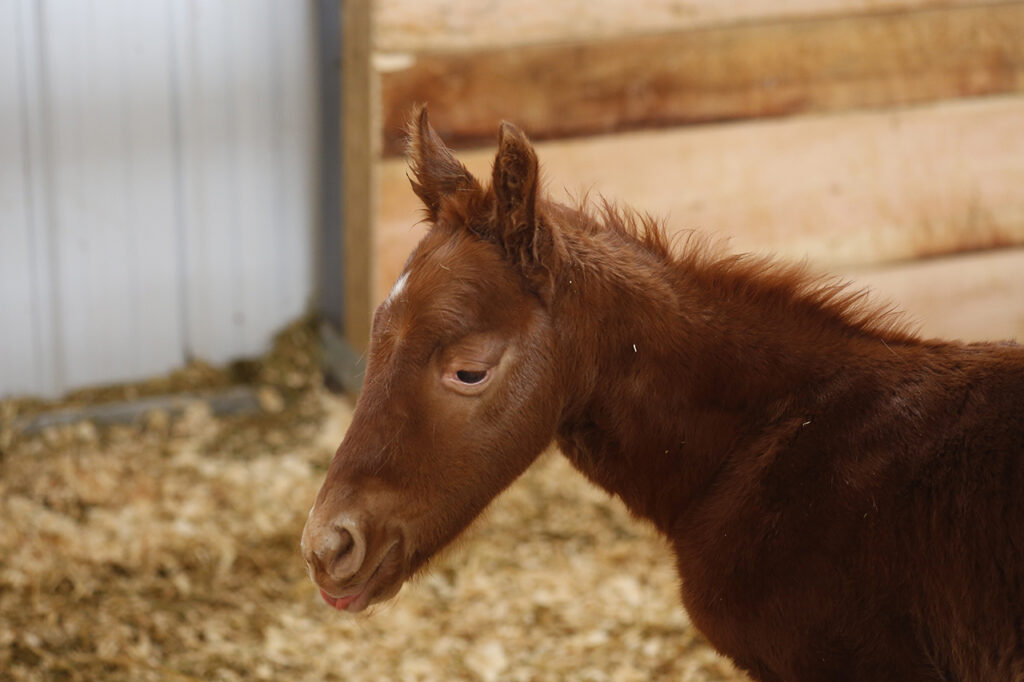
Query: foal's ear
406,105,481,220
492,121,542,270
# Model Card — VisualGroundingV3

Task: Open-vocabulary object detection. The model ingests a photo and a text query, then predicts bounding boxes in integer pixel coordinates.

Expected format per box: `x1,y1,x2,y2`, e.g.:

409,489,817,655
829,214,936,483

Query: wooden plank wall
346,0,1024,350
379,3,1024,154
375,0,999,51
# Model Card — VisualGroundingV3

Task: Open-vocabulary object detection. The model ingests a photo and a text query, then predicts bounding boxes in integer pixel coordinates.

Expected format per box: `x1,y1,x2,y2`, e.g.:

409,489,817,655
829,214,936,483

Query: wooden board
845,247,1024,342
375,96,1024,303
379,3,1024,154
376,0,1002,51
343,0,378,354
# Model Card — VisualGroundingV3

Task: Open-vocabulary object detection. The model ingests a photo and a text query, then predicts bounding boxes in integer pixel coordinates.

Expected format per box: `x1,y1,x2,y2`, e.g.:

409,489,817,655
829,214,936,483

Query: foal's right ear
406,105,481,221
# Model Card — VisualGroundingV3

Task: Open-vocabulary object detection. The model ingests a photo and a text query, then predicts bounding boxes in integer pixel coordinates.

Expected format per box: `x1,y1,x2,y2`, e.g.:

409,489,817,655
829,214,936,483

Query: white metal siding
1,0,317,398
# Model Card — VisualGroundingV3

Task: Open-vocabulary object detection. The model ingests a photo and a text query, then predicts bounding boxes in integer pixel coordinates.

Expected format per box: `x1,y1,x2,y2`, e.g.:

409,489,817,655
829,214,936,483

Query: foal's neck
552,214,908,534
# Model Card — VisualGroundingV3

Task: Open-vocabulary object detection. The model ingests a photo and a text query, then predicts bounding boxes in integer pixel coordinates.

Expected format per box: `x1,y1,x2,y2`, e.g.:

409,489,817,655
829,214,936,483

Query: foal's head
301,108,567,612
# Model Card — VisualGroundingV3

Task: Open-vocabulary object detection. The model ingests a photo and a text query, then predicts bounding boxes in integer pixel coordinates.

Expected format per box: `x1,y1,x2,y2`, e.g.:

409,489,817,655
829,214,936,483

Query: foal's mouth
317,540,402,613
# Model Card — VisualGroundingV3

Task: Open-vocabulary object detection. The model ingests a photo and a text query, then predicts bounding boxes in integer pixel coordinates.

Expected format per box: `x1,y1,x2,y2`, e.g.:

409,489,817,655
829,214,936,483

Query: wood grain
377,0,1003,51
343,0,378,353
845,247,1024,342
380,3,1024,154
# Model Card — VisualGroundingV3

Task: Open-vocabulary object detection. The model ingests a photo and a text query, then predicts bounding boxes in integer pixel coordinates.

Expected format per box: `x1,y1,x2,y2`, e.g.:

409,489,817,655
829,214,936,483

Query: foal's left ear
492,121,543,271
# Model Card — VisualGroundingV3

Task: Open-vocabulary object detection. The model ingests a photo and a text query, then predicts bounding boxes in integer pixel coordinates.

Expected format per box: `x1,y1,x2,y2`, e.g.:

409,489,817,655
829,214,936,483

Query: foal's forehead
412,231,508,292
382,230,518,333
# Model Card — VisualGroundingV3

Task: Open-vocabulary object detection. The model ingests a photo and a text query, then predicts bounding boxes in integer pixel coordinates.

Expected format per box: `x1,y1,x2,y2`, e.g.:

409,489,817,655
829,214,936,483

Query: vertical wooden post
342,0,377,355
320,0,376,393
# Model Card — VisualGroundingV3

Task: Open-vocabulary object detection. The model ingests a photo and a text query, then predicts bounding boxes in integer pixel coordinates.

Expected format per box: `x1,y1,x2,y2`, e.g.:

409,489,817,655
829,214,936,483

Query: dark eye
456,369,488,384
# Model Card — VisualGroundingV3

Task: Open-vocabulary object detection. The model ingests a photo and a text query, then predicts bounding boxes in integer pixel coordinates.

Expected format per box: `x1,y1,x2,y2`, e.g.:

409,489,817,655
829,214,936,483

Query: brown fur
302,106,1024,680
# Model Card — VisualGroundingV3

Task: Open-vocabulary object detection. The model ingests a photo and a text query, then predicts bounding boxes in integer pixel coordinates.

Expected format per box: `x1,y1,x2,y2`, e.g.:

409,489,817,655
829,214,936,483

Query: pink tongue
321,589,358,611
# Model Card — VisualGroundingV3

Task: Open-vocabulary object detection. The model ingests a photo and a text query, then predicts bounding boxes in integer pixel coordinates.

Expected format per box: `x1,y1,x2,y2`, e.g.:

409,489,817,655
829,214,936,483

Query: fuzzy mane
560,196,919,344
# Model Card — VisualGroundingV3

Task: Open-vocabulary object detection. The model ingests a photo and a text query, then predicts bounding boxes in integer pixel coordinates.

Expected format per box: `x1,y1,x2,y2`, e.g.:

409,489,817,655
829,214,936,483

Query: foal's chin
320,579,404,615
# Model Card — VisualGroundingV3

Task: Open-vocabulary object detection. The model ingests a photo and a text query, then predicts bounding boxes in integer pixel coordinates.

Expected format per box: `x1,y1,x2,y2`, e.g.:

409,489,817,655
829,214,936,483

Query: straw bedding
0,321,744,681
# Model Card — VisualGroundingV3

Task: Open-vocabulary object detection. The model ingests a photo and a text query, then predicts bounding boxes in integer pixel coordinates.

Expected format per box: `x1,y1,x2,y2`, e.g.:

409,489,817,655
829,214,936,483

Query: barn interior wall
0,0,319,399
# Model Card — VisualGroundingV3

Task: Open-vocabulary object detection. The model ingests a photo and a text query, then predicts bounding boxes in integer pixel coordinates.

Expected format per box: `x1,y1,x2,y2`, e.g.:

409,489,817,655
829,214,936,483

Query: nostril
332,527,354,567
310,521,366,582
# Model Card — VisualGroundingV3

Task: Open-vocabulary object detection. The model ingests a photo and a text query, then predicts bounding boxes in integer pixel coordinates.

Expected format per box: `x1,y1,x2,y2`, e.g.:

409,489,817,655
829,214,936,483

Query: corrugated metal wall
1,0,318,398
